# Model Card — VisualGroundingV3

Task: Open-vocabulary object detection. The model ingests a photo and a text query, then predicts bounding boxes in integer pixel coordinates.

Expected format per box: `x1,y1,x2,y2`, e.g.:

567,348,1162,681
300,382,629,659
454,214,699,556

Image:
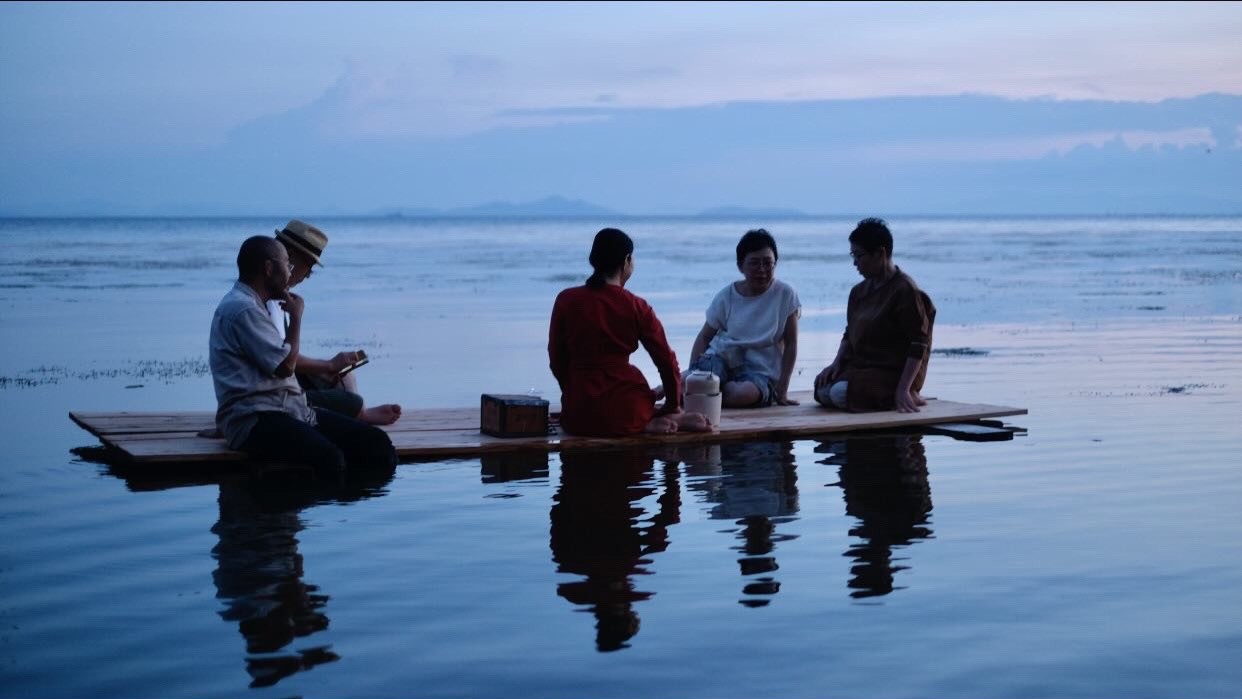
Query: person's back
551,283,666,435
549,228,711,437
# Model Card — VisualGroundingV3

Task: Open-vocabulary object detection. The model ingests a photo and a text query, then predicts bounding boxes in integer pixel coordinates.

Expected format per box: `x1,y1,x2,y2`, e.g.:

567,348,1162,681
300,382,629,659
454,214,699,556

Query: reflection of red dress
549,284,683,436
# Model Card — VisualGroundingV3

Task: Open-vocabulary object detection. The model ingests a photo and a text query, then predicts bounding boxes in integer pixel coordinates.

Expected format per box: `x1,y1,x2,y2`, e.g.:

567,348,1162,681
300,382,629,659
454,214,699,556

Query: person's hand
329,350,363,374
895,388,926,413
813,363,838,390
775,394,800,406
279,292,304,319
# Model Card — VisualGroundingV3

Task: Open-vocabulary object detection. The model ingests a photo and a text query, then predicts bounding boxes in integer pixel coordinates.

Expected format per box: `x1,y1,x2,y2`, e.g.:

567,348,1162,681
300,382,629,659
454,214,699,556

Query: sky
2,1,1241,215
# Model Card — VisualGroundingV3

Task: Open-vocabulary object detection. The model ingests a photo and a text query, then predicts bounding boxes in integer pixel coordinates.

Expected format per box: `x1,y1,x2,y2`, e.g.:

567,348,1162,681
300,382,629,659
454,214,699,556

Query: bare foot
643,416,678,434
673,412,713,432
360,403,402,425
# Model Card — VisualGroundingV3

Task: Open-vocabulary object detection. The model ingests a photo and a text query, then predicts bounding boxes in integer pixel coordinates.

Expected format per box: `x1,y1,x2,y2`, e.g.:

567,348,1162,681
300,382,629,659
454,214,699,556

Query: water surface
1,215,1240,698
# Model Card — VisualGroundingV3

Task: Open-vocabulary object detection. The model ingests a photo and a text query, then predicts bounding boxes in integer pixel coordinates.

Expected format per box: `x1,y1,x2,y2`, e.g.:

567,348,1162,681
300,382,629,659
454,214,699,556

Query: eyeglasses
268,258,294,273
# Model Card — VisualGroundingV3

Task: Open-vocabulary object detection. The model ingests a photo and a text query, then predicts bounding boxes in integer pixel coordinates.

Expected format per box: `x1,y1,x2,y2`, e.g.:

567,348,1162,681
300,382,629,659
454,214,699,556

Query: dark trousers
242,408,397,473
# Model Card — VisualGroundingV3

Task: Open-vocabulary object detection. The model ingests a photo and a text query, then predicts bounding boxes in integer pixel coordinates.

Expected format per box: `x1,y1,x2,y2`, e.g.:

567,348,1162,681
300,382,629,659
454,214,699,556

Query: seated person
549,228,712,436
267,220,402,426
209,236,397,473
814,218,936,413
688,229,801,407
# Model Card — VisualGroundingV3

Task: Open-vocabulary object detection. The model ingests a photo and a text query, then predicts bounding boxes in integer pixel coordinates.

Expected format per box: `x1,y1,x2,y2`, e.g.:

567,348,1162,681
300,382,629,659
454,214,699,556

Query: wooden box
480,394,549,438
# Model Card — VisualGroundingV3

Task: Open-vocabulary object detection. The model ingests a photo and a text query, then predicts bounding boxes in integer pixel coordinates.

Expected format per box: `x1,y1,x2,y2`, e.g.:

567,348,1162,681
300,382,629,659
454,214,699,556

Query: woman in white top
688,229,801,407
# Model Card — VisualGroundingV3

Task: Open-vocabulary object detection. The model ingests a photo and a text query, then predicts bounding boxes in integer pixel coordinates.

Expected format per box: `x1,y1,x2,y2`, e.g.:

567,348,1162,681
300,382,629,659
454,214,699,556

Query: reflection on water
209,465,395,688
818,434,933,599
547,434,936,653
480,451,550,484
681,442,800,607
550,449,681,652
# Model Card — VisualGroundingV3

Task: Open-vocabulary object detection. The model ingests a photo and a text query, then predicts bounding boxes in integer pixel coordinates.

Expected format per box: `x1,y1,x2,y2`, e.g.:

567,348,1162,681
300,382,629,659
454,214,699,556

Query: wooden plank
70,407,486,436
103,435,245,462
72,391,1026,464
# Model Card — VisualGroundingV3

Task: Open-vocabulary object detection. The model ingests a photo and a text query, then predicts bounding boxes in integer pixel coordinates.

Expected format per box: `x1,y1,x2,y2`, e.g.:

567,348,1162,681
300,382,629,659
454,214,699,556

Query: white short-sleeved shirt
704,279,801,381
266,299,287,340
209,282,315,449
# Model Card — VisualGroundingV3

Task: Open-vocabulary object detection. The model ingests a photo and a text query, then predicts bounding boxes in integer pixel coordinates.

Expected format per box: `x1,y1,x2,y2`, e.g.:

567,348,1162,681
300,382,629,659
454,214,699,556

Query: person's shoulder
772,279,799,296
553,284,588,302
616,286,656,312
218,285,266,320
215,285,248,312
894,268,924,293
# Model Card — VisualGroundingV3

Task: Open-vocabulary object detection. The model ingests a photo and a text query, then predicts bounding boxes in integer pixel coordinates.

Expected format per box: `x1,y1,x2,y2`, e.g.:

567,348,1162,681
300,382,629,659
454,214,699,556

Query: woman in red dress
549,228,712,436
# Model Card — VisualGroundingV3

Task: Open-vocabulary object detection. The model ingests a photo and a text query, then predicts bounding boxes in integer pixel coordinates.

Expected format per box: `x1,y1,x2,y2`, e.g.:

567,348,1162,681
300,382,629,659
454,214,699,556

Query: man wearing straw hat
270,219,402,426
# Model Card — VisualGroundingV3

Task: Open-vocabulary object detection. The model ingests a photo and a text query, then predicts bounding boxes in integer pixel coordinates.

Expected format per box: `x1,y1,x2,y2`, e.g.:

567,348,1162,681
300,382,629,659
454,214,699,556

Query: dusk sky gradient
2,1,1240,215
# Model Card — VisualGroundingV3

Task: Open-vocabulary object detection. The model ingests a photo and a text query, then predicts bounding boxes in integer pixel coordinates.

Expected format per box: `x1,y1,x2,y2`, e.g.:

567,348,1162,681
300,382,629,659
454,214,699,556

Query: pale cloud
231,2,1242,141
4,1,1241,146
861,128,1219,163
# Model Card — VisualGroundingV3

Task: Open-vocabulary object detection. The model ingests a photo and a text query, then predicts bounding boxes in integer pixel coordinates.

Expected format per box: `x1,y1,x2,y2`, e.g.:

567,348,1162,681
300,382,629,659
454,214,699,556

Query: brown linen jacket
839,268,936,411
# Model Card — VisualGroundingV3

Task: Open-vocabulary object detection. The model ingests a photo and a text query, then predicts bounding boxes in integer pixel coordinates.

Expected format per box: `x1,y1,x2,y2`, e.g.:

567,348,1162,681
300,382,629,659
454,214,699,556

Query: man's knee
815,381,848,409
342,423,397,468
363,426,398,467
309,445,348,474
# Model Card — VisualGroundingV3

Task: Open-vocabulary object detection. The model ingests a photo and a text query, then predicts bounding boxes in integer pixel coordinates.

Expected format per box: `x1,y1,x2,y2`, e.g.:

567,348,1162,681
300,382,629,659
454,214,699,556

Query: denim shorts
689,354,776,408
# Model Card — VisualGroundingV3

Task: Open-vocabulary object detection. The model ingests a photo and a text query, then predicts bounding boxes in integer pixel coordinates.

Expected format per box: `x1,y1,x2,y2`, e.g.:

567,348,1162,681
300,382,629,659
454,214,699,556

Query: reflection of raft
69,390,1026,465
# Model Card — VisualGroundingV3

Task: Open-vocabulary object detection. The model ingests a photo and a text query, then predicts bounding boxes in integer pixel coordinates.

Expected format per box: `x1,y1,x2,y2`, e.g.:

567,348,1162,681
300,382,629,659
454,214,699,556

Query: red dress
549,284,683,436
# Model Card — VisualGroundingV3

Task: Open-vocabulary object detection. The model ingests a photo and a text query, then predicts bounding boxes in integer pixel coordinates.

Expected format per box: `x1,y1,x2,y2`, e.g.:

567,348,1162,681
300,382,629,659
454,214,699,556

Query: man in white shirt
209,236,397,473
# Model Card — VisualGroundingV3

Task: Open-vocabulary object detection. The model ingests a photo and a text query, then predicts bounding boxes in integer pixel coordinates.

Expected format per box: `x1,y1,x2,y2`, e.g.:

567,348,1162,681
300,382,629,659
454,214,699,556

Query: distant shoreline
3,212,1240,221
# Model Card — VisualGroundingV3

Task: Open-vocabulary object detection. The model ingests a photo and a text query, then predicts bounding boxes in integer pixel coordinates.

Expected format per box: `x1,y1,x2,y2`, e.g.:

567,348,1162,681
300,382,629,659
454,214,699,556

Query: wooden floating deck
70,391,1026,465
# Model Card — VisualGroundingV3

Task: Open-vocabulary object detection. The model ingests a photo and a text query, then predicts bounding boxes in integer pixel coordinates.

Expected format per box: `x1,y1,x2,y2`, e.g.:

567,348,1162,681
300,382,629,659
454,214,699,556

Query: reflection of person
267,220,402,426
549,448,681,652
818,434,932,598
689,229,801,407
549,228,711,435
696,441,799,607
209,236,397,474
211,463,395,687
813,218,936,413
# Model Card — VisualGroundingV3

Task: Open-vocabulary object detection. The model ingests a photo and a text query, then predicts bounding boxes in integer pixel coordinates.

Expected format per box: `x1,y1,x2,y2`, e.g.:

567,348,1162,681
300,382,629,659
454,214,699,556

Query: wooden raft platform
70,391,1026,465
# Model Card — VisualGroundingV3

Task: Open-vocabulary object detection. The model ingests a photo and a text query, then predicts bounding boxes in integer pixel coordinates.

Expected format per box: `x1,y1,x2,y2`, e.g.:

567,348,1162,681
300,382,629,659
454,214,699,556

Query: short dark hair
848,217,893,256
736,228,778,268
237,235,280,278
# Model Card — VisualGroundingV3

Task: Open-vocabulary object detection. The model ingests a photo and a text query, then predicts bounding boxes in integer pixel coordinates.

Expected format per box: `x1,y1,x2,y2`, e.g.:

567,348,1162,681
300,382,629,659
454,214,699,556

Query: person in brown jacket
813,218,936,413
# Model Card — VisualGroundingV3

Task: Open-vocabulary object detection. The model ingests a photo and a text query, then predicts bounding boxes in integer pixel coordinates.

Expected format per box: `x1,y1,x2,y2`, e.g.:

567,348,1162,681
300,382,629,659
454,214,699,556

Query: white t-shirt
704,279,800,380
266,300,287,341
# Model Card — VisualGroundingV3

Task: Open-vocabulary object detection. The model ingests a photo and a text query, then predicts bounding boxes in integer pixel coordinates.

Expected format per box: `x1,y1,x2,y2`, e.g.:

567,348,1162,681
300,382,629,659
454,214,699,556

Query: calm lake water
1,215,1240,698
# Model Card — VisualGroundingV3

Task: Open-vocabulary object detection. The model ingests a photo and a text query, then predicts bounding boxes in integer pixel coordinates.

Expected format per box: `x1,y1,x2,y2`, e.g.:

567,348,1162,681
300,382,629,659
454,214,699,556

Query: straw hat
275,219,328,267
